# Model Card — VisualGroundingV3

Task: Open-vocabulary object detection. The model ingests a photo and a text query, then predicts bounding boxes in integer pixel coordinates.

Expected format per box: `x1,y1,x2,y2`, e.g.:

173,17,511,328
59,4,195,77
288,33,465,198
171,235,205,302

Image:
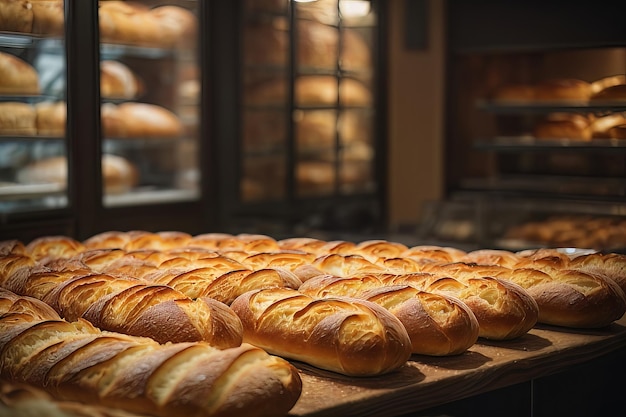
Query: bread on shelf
0,102,37,136
30,0,64,35
35,101,66,136
533,112,593,141
100,61,143,100
16,154,139,195
0,51,39,95
533,78,592,102
0,0,34,33
102,102,183,138
590,74,626,100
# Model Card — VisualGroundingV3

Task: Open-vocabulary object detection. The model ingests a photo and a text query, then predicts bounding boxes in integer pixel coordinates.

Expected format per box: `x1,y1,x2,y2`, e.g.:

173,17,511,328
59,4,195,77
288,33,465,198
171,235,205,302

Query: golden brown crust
0,289,302,417
533,78,592,102
0,51,39,95
0,102,36,135
30,0,64,35
0,0,33,33
231,287,412,376
100,61,143,100
35,101,66,136
300,275,479,356
533,113,593,141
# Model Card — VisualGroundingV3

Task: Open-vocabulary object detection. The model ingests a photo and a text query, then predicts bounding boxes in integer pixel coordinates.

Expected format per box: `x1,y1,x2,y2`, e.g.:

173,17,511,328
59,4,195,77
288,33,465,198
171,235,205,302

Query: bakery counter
289,314,626,417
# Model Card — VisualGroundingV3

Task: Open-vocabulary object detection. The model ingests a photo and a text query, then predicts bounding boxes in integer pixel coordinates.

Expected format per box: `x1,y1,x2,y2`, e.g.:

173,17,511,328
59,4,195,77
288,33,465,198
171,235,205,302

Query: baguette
231,287,412,376
299,274,479,356
0,256,244,348
0,288,302,417
424,255,626,329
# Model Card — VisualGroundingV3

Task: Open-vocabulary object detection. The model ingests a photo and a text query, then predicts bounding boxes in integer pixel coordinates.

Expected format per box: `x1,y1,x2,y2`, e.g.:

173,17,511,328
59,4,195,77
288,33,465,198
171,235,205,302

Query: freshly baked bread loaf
30,0,64,35
1,256,244,348
99,2,197,49
591,74,626,96
0,102,36,135
533,78,592,102
150,5,198,49
103,102,183,138
0,0,33,33
16,154,139,195
533,113,592,141
425,251,626,329
378,270,539,340
0,288,302,417
142,266,302,305
0,51,39,95
590,75,626,102
100,61,143,100
35,101,66,136
231,287,412,376
591,114,626,139
565,252,626,295
299,275,479,356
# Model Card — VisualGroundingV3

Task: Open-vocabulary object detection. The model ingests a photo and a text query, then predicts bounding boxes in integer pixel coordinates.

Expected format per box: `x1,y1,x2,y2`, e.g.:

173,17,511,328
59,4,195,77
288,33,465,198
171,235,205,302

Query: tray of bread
1,231,625,417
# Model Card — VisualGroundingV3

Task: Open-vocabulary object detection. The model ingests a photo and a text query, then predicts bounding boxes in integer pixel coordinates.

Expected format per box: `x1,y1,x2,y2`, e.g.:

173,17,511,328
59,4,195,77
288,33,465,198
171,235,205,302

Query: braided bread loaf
0,288,302,417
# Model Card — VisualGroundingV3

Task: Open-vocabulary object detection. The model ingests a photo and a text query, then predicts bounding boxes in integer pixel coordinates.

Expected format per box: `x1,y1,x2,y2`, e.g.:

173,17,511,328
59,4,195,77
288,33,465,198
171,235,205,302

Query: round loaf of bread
100,60,142,100
30,0,64,35
150,5,198,48
533,78,592,102
0,0,34,33
103,102,182,138
99,1,163,47
35,101,66,136
533,113,592,141
0,102,36,135
0,51,39,95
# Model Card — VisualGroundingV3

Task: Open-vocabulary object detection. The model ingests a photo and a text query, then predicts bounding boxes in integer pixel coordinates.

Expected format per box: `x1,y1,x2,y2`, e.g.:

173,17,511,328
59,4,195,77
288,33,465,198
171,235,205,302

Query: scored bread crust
0,288,302,417
231,287,412,376
299,274,479,356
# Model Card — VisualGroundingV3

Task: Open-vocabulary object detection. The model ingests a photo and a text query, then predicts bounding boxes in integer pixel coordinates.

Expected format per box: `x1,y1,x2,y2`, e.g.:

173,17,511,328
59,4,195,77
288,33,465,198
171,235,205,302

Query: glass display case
213,0,386,236
0,0,212,241
420,0,626,252
0,1,68,215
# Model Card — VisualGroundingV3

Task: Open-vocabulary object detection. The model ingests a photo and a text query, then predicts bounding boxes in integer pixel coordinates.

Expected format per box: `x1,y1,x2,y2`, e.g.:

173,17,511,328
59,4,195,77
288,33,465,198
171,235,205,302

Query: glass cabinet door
97,0,200,207
0,1,68,214
241,0,378,203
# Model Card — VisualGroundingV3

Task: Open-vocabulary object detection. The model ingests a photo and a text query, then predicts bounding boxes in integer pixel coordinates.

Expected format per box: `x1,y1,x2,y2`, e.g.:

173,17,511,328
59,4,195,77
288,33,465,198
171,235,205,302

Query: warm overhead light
339,0,371,17
292,0,318,3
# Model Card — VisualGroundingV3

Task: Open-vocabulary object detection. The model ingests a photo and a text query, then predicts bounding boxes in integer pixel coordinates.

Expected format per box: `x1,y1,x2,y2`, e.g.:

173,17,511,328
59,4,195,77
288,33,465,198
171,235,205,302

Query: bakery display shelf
289,314,626,417
474,136,626,151
99,43,178,60
459,175,626,199
103,187,199,207
0,182,64,200
475,99,626,115
103,136,187,148
0,31,63,49
0,94,62,104
0,134,64,142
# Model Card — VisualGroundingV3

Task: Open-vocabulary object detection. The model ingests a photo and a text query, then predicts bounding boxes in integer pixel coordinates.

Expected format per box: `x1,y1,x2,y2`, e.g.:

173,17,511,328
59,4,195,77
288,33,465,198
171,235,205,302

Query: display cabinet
419,0,626,252
212,0,387,237
0,0,214,242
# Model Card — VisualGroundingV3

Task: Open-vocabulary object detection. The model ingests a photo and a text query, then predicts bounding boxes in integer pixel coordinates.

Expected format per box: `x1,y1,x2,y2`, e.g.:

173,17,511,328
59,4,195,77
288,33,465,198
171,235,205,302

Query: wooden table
289,315,626,417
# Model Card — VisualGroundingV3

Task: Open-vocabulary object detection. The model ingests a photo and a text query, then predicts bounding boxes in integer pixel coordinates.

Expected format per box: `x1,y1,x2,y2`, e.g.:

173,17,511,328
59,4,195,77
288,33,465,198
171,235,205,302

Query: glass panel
0,1,68,214
241,0,377,203
98,0,200,207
